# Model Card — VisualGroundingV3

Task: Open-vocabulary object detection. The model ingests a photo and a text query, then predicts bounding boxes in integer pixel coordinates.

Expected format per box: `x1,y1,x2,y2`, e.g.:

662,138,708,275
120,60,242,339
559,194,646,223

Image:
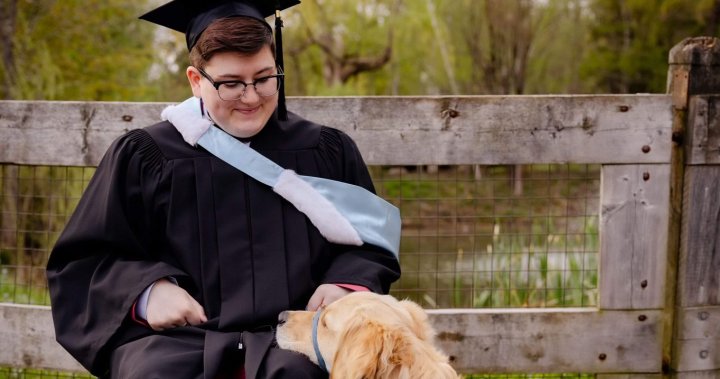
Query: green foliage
3,0,715,99
386,164,600,309
581,0,718,93
0,367,92,379
3,0,161,101
284,0,403,94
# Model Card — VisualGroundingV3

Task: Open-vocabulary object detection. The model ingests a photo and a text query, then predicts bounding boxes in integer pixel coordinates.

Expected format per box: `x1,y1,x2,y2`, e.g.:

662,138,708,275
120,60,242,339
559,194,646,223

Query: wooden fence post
666,36,720,378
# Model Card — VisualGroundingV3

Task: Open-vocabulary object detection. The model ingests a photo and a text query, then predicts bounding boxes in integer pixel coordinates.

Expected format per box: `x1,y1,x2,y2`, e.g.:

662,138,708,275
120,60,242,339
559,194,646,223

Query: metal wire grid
0,368,92,379
374,164,600,309
0,163,599,309
0,163,599,378
0,165,95,305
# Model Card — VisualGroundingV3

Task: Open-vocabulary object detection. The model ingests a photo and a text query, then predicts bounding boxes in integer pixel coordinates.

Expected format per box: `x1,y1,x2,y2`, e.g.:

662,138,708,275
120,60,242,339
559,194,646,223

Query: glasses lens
217,77,281,100
254,76,281,97
218,83,247,101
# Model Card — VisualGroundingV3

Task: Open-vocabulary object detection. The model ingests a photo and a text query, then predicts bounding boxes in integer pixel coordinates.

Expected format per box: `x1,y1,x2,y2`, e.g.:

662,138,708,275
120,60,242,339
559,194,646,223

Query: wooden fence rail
0,37,718,378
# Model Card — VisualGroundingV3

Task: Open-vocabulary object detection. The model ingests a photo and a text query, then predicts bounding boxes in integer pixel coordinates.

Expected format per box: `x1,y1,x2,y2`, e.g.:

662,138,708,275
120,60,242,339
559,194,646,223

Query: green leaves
2,0,717,100
3,0,163,101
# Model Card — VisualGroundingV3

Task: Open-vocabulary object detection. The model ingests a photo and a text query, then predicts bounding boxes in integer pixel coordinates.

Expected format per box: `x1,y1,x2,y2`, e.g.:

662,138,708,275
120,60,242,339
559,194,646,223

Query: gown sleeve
46,129,187,376
317,128,401,294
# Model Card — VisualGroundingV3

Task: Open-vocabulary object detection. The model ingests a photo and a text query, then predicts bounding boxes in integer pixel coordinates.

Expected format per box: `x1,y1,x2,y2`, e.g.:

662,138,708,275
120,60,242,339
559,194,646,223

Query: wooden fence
0,37,718,378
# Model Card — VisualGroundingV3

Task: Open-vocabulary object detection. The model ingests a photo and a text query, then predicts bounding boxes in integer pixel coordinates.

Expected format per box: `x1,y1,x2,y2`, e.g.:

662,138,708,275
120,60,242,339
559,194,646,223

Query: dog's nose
277,311,288,326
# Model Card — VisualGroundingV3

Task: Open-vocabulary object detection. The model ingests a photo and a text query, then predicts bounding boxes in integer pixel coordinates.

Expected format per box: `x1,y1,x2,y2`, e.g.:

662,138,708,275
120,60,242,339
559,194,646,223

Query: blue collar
312,309,328,372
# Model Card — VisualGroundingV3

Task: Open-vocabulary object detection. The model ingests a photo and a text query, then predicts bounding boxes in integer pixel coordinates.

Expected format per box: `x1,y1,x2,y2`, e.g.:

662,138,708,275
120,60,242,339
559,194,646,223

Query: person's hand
146,278,207,331
306,284,352,311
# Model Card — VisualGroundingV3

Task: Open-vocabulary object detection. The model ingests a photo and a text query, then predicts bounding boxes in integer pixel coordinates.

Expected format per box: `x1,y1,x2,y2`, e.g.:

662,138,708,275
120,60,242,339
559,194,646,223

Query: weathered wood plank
427,308,662,374
667,37,720,376
677,305,720,340
0,303,85,373
674,338,720,372
669,38,720,108
2,304,662,375
673,306,720,372
599,164,671,310
687,96,720,165
673,371,720,379
679,166,720,307
0,95,672,167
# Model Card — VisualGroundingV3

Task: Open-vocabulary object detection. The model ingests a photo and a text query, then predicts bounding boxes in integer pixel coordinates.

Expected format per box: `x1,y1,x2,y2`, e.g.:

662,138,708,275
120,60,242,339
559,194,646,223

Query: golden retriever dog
275,292,459,379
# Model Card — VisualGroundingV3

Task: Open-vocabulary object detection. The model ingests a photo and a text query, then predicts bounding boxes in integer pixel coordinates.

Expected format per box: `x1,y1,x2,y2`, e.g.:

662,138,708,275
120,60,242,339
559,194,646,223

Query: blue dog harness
312,308,328,372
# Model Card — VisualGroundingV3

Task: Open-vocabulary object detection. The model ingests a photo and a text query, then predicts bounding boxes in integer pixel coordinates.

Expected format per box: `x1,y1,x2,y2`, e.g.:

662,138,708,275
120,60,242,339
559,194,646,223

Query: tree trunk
0,0,17,99
706,0,720,36
426,0,459,94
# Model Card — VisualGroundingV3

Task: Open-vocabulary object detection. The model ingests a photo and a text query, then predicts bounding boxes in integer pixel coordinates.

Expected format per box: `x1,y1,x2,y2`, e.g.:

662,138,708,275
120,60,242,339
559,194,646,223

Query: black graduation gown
46,112,401,378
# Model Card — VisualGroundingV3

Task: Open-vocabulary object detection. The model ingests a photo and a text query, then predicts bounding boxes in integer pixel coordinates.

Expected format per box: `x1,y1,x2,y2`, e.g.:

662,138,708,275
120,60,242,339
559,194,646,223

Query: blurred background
2,0,719,101
0,1,717,377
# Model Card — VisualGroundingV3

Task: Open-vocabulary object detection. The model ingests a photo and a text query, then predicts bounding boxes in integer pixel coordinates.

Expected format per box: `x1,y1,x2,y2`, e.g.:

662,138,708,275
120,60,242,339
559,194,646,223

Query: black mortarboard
140,0,301,120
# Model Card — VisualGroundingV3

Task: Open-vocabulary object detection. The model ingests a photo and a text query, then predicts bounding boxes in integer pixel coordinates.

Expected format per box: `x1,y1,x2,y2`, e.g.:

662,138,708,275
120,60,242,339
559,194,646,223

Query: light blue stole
162,97,401,258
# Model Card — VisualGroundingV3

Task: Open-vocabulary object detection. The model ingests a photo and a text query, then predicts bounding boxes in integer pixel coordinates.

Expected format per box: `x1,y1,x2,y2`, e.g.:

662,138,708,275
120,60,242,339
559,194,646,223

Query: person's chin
224,120,264,138
229,111,268,136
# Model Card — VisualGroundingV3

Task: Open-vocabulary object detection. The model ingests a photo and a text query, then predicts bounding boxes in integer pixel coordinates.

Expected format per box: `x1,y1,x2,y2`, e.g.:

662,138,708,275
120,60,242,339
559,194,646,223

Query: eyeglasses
196,67,284,101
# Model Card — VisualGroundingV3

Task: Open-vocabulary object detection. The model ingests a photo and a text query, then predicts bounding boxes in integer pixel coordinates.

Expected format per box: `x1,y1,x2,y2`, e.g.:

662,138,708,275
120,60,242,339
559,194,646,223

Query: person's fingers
147,281,207,329
306,289,325,311
185,306,207,325
193,298,208,323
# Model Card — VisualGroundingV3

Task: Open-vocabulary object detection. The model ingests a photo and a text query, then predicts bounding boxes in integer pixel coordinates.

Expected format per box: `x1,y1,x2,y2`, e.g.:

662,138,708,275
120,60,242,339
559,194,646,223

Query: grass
380,164,600,309
0,368,91,379
0,267,51,305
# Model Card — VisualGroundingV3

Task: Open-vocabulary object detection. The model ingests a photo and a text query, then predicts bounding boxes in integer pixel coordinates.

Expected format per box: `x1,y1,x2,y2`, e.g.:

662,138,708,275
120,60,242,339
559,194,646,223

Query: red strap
334,283,369,292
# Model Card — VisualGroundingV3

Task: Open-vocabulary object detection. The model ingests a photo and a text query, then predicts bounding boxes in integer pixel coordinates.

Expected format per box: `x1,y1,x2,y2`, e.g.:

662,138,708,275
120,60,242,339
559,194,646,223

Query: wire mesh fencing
374,164,599,309
0,165,95,306
1,163,599,308
0,163,599,378
0,368,93,379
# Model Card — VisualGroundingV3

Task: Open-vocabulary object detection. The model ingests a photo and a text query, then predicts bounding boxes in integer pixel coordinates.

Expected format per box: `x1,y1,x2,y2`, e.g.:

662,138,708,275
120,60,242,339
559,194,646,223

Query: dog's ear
399,299,434,342
330,320,414,379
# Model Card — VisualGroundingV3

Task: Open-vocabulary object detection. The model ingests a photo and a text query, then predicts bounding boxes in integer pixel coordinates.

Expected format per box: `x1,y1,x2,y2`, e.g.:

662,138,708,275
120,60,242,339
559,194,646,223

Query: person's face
187,46,279,138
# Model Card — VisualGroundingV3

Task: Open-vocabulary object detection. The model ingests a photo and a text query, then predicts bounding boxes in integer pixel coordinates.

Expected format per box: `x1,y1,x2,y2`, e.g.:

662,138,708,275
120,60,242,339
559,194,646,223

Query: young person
46,1,401,377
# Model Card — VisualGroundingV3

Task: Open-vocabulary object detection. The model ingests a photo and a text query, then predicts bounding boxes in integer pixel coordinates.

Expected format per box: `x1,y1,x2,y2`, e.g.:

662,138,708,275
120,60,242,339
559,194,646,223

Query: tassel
275,10,287,121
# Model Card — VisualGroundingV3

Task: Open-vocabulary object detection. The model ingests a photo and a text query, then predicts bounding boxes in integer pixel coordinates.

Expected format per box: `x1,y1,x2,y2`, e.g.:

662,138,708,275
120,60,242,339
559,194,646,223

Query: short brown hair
189,16,275,68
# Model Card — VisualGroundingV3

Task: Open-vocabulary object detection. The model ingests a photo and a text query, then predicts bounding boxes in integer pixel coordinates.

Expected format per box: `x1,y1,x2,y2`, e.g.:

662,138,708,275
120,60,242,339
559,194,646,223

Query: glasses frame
196,66,285,100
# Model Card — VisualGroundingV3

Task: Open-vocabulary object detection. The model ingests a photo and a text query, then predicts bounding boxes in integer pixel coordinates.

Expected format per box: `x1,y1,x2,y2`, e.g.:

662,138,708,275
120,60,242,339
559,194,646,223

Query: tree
0,0,17,99
524,0,590,94
0,0,168,295
1,0,160,101
581,0,719,93
440,0,540,194
284,0,399,95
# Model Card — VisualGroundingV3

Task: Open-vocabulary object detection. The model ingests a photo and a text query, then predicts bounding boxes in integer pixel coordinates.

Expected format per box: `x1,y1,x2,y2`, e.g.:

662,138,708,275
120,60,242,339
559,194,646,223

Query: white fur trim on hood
273,170,363,246
162,97,365,248
161,97,212,146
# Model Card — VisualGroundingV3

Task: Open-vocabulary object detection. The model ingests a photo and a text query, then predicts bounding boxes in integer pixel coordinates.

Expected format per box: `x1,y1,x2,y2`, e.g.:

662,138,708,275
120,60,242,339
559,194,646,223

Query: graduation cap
140,0,301,120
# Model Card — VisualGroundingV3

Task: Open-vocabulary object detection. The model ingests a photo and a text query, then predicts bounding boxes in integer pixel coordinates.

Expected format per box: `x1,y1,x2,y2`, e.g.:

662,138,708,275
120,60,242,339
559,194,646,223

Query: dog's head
275,292,458,379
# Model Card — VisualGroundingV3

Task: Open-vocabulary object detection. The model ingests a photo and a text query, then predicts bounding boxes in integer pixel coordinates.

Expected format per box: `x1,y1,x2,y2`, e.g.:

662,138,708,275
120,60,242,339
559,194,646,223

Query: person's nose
240,85,261,103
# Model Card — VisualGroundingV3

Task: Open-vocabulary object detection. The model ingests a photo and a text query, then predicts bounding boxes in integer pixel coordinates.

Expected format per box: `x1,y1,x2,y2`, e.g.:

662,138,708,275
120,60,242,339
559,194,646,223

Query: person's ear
186,66,203,98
